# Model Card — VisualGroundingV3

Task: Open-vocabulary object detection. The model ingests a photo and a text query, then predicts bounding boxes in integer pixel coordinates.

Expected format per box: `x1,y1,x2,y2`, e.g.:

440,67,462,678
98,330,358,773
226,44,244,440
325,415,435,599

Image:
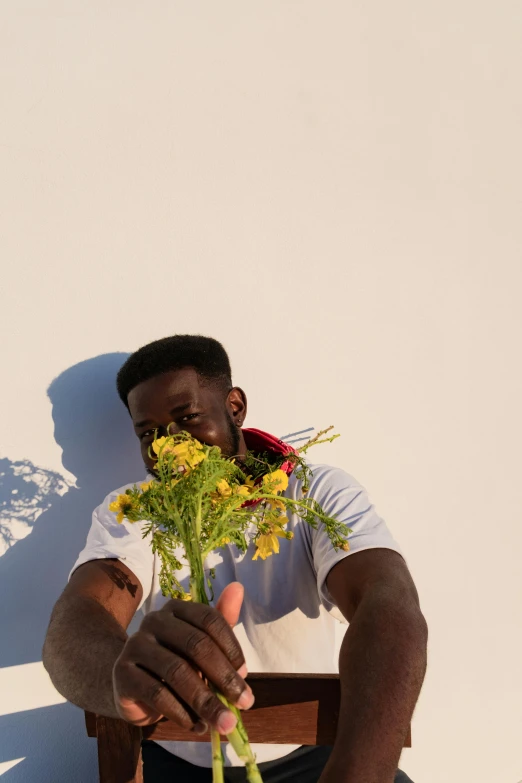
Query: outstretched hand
112,582,253,734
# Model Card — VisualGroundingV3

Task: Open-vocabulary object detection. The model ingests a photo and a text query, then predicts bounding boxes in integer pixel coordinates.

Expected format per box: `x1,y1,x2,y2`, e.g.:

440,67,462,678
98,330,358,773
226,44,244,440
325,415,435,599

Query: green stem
192,474,204,543
190,564,226,783
216,696,263,783
195,490,203,538
189,561,262,782
227,719,263,782
189,577,201,603
189,555,207,605
211,727,224,783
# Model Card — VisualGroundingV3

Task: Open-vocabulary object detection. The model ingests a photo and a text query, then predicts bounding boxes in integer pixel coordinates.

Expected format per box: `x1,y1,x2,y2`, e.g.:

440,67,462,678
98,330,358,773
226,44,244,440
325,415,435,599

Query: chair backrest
85,674,411,783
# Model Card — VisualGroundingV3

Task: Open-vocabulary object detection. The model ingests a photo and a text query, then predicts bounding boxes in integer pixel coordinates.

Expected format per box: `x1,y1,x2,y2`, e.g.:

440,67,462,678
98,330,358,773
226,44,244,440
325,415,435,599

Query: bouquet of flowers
110,426,351,783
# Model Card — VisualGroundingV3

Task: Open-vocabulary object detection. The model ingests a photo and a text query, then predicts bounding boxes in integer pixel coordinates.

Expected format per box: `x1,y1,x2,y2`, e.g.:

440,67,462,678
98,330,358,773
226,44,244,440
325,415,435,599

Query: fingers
116,692,207,736
216,583,248,677
116,638,239,734
141,612,253,709
216,582,244,627
115,658,199,729
116,695,163,726
159,599,245,672
113,590,252,732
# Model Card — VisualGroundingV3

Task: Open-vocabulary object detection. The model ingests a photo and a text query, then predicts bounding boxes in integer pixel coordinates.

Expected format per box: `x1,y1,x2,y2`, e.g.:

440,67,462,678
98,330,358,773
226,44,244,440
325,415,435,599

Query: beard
223,409,241,458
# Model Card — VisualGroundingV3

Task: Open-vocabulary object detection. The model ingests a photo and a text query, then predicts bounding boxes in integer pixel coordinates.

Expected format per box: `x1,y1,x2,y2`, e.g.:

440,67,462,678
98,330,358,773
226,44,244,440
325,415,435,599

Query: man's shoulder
289,462,363,492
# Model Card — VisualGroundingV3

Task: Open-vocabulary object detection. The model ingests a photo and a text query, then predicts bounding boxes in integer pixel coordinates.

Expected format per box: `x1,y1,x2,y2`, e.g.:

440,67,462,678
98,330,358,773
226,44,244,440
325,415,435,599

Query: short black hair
116,335,232,407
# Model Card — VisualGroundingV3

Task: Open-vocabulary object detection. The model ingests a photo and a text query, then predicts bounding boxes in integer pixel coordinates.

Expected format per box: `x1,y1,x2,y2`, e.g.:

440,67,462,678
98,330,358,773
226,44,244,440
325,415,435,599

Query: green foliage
114,428,350,600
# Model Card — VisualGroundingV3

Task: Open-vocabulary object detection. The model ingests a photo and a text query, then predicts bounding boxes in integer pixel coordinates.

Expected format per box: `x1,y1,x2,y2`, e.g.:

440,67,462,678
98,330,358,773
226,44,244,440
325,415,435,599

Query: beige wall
1,2,521,781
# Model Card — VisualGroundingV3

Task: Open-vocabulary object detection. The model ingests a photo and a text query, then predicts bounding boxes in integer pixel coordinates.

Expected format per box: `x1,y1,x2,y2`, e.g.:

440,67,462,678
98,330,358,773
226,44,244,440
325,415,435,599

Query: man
43,335,427,782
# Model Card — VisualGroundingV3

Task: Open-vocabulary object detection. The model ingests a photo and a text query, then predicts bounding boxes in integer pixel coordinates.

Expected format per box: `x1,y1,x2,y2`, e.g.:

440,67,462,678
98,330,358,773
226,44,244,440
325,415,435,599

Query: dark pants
142,740,414,782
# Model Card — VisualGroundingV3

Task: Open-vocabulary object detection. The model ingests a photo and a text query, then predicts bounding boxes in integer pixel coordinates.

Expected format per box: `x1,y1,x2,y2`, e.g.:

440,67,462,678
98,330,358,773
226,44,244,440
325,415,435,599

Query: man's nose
163,421,181,436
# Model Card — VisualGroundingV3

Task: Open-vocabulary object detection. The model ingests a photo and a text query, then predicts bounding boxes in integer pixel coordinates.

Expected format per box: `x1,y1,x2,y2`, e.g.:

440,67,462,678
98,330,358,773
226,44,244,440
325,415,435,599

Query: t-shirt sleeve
69,484,155,611
306,464,403,620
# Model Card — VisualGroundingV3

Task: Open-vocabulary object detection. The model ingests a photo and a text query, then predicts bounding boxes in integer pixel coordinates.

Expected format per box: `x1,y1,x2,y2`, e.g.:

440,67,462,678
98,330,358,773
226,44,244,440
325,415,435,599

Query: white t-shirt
71,462,402,767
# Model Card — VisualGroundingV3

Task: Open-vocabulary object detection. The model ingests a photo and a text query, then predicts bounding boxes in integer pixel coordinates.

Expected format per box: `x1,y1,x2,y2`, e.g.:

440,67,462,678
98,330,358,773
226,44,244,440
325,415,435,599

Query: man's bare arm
42,560,253,733
319,549,428,783
42,559,142,717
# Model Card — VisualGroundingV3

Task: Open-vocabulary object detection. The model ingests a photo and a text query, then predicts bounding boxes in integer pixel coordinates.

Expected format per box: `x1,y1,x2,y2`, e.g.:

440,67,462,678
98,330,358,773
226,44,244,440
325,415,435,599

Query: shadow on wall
0,460,69,555
0,703,98,783
0,352,144,668
0,354,144,781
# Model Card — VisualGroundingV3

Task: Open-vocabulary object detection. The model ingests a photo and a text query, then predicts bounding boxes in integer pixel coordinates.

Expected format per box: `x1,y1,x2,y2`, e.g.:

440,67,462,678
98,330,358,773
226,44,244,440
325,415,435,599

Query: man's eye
140,430,155,441
180,414,199,423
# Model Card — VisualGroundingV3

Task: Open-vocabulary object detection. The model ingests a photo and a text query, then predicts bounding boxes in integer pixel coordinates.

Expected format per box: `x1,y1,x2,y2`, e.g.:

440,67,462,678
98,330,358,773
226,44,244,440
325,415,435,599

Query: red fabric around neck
241,428,298,478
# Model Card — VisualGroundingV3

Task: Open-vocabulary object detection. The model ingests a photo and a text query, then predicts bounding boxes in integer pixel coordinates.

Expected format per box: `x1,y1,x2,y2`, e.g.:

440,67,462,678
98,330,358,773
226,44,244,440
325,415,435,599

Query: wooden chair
85,673,411,783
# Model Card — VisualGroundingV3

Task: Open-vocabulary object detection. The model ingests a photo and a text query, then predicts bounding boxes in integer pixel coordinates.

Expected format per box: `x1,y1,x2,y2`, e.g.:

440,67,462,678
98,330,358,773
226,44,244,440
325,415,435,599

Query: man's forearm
321,585,428,783
43,593,128,717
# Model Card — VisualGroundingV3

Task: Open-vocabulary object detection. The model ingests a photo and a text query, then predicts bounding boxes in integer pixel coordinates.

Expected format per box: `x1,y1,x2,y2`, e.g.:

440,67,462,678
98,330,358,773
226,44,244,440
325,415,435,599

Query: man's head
116,336,247,474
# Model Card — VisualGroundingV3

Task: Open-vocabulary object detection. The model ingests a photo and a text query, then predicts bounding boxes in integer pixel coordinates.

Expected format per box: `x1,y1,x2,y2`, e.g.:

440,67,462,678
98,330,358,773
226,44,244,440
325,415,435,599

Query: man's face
127,368,247,474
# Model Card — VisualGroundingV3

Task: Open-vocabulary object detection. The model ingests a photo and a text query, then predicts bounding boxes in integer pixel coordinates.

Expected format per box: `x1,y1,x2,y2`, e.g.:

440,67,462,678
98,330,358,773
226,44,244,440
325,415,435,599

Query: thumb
215,581,244,628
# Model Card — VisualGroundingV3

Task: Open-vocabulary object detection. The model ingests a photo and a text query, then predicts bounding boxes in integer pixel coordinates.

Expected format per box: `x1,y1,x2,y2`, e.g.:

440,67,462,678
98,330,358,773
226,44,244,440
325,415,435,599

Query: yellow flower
219,536,231,545
174,590,192,601
152,436,206,471
235,485,251,498
177,443,199,467
263,469,289,494
267,497,286,512
151,436,168,455
108,493,138,524
253,524,287,560
210,479,233,505
215,479,232,497
140,480,154,492
212,480,253,505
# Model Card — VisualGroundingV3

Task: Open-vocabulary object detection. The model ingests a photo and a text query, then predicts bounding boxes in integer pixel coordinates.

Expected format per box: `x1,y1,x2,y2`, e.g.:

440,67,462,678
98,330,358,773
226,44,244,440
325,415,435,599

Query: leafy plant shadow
0,352,144,668
0,353,146,783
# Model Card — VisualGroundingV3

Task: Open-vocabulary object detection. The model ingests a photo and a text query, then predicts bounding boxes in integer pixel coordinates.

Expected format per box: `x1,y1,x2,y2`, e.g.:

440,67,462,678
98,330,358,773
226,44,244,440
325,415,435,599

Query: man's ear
227,387,247,425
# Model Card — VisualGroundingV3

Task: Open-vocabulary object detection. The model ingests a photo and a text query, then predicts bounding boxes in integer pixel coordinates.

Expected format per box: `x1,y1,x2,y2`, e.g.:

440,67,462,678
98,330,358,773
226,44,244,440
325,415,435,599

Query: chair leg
95,715,143,783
